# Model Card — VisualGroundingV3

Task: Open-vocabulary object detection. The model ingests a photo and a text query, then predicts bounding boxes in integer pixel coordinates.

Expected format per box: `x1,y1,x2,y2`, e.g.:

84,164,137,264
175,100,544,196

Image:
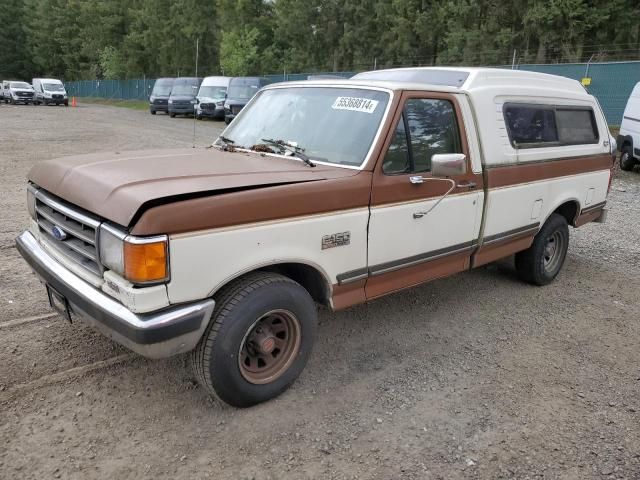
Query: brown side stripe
486,154,613,189
482,222,540,245
580,201,606,215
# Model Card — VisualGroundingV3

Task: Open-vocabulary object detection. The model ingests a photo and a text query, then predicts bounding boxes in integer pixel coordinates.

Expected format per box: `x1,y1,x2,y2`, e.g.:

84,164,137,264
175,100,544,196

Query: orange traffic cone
71,97,77,107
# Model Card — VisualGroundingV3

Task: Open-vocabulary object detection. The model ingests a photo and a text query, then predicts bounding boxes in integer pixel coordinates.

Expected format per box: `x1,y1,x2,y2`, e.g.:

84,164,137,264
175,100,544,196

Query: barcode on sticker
332,97,379,113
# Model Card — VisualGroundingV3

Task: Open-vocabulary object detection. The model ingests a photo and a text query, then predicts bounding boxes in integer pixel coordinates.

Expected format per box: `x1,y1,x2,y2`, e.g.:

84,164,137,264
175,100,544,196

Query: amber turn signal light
123,240,168,284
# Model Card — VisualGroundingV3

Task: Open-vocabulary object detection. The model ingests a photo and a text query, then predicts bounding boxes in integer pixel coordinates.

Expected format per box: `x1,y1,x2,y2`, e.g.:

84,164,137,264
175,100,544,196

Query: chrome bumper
16,231,215,359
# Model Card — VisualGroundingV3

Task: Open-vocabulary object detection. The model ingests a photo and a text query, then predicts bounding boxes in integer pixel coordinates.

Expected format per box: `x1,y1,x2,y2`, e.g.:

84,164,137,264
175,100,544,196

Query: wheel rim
543,231,565,273
238,309,301,385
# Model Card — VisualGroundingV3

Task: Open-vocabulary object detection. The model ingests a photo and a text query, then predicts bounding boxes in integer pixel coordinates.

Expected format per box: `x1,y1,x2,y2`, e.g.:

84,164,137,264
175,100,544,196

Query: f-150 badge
322,231,350,250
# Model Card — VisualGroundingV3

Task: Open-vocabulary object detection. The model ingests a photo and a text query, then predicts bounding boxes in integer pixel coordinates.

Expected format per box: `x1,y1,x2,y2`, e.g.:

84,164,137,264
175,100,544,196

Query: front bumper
169,104,196,114
197,106,224,118
150,104,168,112
16,231,215,359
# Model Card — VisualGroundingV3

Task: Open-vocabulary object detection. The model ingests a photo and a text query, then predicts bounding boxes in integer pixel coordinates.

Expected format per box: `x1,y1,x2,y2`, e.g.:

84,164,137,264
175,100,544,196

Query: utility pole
511,49,517,69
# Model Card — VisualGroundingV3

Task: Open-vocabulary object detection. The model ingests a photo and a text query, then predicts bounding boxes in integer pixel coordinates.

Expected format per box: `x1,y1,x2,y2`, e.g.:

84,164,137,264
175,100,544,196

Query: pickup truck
16,68,614,407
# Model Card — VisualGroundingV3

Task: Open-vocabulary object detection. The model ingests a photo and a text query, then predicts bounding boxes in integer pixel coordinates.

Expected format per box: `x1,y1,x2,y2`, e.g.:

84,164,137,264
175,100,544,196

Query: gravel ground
0,103,639,479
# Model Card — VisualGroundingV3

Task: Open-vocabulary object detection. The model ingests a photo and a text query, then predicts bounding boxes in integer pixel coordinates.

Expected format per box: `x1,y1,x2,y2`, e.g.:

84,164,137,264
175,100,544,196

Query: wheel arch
617,134,633,152
545,198,581,228
208,261,333,307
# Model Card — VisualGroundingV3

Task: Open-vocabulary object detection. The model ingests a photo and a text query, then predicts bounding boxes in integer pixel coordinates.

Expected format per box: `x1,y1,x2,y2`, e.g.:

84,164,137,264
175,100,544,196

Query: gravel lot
1,102,639,479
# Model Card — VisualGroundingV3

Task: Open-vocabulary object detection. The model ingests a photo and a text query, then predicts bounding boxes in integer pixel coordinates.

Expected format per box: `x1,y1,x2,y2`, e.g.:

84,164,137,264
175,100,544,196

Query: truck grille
231,105,243,115
34,190,103,276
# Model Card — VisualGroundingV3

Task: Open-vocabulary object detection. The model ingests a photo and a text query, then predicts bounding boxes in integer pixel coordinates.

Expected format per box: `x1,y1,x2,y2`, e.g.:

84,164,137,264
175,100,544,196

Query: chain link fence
64,61,640,125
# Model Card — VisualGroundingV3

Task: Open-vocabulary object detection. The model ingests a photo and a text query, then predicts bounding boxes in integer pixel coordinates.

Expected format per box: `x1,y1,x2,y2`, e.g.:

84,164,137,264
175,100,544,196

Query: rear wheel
620,145,636,171
192,272,317,408
515,213,569,286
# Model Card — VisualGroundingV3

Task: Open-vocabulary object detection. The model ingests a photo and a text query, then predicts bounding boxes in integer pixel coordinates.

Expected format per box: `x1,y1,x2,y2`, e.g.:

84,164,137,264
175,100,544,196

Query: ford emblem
51,225,67,241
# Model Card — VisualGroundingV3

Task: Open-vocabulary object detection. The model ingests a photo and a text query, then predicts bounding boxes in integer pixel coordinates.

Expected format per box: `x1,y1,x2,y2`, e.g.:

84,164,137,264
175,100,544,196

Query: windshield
171,80,199,96
152,79,173,96
11,82,30,89
221,87,390,167
44,83,64,92
198,86,227,99
227,82,262,101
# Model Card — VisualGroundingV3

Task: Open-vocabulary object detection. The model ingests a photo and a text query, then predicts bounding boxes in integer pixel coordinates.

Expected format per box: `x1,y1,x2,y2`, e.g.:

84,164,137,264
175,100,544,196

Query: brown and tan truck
17,68,614,407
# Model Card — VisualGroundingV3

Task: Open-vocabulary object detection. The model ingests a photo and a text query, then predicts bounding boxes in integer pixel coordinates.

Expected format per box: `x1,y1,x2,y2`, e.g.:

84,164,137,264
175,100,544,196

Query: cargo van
195,76,230,120
149,77,174,115
168,77,202,118
223,77,271,124
617,82,640,171
32,78,68,106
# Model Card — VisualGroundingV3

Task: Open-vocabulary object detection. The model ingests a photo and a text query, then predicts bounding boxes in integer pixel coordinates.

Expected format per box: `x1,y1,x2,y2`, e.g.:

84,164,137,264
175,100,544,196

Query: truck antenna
192,37,199,148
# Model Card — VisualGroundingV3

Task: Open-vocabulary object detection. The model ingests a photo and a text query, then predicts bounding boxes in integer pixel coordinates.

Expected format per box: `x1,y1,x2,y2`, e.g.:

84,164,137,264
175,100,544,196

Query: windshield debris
260,138,316,167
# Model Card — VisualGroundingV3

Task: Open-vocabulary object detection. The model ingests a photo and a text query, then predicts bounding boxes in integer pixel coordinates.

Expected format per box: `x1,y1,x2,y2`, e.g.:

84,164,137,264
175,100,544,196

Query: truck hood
28,148,357,228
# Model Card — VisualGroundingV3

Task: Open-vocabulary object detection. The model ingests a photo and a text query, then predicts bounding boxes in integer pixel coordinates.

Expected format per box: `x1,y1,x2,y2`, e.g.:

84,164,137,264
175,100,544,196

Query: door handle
409,175,425,184
456,180,477,189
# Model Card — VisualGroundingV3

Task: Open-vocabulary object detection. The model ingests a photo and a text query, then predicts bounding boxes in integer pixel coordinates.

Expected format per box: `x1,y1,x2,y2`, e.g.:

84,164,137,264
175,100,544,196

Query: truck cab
16,68,613,408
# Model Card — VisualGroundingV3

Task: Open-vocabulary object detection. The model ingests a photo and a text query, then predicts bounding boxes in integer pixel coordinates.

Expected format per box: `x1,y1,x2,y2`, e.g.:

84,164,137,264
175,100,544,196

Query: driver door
365,92,483,299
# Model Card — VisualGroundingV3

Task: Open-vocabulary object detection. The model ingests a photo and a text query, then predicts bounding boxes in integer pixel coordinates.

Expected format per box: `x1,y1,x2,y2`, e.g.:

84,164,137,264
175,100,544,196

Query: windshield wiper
260,138,315,167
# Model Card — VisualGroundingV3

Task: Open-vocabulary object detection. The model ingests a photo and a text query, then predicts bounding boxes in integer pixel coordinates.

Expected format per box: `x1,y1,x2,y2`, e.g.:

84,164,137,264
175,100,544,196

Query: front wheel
515,213,569,286
620,145,636,171
192,272,317,408
169,112,176,118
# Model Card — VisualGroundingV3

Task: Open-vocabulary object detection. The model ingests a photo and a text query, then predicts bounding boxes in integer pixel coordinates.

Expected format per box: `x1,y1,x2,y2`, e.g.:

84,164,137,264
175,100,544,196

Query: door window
383,99,462,174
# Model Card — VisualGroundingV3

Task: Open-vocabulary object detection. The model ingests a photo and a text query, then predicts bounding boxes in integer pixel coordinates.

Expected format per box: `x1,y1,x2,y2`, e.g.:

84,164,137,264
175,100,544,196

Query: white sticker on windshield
332,97,379,114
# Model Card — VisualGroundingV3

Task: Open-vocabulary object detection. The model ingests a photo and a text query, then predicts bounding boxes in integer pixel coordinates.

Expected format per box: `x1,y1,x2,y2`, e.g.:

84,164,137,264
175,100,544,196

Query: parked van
617,81,640,171
0,80,9,102
32,78,68,106
168,77,202,118
17,68,614,407
224,77,271,124
149,77,174,115
195,76,230,120
5,81,35,104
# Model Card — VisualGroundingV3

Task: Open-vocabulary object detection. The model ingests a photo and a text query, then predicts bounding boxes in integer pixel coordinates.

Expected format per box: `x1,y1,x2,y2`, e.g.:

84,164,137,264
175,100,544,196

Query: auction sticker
332,97,379,113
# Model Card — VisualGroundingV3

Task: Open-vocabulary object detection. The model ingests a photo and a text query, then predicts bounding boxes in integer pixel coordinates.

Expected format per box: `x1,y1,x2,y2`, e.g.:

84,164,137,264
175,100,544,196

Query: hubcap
239,310,301,385
543,231,564,273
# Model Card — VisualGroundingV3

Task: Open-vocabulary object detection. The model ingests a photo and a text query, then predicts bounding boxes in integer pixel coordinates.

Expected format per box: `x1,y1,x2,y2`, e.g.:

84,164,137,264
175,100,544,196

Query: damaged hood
28,148,356,227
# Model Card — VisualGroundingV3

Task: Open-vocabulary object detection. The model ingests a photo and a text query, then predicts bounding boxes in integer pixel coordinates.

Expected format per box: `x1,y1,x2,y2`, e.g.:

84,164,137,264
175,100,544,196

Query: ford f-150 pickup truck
16,68,614,407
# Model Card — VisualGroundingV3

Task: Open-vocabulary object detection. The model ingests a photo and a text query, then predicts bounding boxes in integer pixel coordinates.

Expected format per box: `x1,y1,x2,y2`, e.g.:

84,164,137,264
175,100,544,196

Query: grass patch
77,97,148,111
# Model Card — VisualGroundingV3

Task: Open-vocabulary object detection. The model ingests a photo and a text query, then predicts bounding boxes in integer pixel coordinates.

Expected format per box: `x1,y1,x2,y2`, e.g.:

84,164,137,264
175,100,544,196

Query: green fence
64,61,640,125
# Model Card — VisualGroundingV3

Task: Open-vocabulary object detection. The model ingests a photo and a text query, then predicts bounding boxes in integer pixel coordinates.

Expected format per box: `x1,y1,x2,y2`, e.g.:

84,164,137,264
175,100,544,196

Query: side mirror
431,153,467,177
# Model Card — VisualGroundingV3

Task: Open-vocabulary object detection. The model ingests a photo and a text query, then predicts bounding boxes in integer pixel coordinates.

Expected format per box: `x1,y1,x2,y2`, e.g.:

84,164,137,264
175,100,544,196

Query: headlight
168,99,173,104
99,224,169,285
216,101,224,106
27,186,37,220
190,99,196,104
224,103,230,110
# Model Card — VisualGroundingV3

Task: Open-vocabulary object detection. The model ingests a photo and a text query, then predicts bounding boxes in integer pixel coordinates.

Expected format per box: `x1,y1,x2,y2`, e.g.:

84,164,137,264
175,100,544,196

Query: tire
192,271,318,408
9,97,15,105
515,213,569,286
620,145,636,171
196,114,202,120
150,110,156,115
169,112,176,118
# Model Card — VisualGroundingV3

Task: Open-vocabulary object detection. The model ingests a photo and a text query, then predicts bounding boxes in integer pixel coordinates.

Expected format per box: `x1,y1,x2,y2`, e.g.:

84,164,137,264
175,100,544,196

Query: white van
32,78,68,106
618,81,640,171
195,76,230,120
